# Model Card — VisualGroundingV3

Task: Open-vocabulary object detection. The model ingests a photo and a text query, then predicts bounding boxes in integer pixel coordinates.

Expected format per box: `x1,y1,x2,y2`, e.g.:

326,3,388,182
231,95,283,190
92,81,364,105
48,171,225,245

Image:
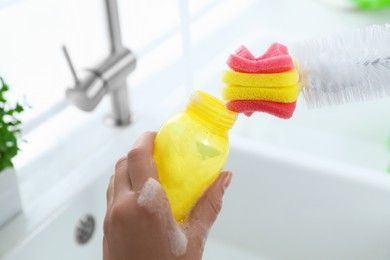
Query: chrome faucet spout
63,0,136,126
106,0,123,54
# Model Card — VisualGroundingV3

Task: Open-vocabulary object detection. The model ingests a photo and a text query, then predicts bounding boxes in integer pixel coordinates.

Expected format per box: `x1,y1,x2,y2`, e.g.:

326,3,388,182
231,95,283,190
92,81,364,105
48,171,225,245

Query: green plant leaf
0,76,25,169
15,103,24,113
0,159,13,172
7,120,22,126
0,78,9,92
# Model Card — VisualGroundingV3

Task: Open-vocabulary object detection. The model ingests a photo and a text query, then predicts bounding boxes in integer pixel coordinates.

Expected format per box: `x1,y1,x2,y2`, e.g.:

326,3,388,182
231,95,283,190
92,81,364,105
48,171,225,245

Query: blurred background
0,0,389,172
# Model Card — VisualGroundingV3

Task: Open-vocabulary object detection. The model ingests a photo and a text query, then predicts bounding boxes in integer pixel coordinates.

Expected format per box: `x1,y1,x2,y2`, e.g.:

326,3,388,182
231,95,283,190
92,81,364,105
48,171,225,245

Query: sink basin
2,129,390,260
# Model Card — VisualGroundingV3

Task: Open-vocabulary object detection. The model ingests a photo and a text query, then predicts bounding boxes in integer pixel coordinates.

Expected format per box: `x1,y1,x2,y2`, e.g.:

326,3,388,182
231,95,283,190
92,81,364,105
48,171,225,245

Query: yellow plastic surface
153,91,236,222
222,69,299,87
154,113,230,221
222,84,300,102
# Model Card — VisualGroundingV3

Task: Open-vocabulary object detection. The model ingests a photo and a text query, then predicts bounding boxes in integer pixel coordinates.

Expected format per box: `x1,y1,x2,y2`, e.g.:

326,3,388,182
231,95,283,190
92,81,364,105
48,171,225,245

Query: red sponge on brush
227,43,295,73
226,100,297,119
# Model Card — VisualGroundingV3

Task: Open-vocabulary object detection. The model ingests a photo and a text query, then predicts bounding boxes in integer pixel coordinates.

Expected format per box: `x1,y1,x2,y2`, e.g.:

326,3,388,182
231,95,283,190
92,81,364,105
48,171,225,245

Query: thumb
187,171,232,238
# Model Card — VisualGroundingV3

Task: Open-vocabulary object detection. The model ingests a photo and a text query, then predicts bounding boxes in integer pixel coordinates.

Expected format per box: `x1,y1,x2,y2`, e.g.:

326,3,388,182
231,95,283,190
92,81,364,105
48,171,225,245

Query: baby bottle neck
186,90,237,135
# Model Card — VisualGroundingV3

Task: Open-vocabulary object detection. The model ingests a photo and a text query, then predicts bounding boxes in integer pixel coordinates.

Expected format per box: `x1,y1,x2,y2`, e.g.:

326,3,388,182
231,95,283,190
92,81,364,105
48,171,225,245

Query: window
0,0,109,131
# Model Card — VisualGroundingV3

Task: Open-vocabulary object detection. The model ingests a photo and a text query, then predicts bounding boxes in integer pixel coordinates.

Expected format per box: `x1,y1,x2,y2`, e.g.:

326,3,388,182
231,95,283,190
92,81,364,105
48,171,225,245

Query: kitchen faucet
62,0,136,126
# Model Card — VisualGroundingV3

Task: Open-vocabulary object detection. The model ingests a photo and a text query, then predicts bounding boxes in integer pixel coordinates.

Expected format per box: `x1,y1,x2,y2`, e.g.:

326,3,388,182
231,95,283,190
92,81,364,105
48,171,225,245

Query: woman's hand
103,132,232,260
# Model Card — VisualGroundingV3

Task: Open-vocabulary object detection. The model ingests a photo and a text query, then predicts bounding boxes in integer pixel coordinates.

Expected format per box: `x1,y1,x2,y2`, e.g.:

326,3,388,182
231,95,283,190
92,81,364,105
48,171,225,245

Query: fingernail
222,172,232,191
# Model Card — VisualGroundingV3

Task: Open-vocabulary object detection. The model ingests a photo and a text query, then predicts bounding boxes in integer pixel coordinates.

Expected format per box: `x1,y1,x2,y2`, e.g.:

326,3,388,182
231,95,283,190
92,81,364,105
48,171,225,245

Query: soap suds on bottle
137,178,188,257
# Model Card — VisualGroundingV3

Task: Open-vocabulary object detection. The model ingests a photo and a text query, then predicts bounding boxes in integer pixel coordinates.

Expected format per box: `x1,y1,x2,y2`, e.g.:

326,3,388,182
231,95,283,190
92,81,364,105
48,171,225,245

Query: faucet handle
61,45,80,86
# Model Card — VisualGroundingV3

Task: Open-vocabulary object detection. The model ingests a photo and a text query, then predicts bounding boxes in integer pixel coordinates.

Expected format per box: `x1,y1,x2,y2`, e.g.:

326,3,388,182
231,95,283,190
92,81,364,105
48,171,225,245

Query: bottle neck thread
186,90,237,134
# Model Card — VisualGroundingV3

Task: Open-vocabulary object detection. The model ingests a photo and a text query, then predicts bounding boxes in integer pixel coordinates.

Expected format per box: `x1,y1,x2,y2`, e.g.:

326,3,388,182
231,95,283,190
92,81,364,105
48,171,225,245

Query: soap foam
137,178,188,257
168,224,188,257
137,178,162,214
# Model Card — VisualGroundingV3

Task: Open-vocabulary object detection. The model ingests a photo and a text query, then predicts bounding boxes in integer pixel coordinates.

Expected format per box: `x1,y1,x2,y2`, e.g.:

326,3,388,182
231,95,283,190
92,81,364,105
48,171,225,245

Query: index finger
127,131,159,191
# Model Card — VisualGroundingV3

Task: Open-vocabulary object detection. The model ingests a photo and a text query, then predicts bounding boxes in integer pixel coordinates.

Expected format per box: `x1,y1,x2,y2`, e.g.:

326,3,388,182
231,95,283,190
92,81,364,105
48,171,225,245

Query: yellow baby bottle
154,90,237,222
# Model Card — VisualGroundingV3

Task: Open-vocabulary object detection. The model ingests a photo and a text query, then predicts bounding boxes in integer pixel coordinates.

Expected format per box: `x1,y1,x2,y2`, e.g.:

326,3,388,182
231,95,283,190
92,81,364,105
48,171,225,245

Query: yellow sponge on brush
222,85,300,102
222,69,299,87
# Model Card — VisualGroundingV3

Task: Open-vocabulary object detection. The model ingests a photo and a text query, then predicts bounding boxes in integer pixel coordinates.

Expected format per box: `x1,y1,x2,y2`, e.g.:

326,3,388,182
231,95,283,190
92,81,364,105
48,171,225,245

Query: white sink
2,129,390,260
213,136,390,260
